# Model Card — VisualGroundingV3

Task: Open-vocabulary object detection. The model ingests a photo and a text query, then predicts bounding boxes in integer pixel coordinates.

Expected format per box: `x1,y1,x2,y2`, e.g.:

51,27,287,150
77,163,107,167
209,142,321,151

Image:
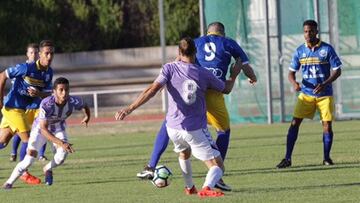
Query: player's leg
39,143,49,161
277,93,315,168
205,90,230,160
166,127,197,195
317,96,335,165
3,129,45,189
43,131,69,185
205,91,232,191
137,120,169,179
185,128,224,197
10,134,21,162
0,127,15,149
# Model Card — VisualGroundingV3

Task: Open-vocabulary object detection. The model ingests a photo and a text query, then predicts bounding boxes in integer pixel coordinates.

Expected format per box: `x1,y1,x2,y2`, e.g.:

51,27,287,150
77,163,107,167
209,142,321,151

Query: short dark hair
27,43,39,50
53,77,69,89
178,37,196,57
303,20,318,28
207,22,225,34
39,40,54,50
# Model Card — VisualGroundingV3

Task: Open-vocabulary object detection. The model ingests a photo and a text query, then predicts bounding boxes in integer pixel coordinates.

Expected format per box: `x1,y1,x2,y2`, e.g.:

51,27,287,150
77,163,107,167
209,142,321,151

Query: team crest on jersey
46,74,50,81
319,49,327,57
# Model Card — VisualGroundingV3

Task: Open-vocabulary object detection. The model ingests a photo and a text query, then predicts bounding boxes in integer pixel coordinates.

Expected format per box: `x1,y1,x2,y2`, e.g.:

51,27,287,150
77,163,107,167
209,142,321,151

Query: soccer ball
151,165,172,188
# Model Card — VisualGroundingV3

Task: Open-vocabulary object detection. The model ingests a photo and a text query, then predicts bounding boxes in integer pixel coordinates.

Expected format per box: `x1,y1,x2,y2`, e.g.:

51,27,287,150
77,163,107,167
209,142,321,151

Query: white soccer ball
152,165,172,188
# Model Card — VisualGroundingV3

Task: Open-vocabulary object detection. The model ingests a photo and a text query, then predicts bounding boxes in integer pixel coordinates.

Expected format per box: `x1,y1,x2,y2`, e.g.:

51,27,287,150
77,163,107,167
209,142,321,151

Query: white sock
203,166,223,189
43,148,67,172
179,158,194,189
6,155,35,185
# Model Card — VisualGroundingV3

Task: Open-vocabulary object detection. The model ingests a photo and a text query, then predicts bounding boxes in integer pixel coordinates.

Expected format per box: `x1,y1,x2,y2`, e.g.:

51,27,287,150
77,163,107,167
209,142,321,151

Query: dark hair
39,40,54,50
303,20,318,28
27,43,39,50
53,77,69,89
207,21,225,34
178,37,196,57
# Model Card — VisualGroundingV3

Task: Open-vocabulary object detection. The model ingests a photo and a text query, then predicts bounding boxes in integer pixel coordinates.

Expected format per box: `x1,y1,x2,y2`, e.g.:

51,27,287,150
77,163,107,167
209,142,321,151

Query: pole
265,0,273,124
158,0,168,113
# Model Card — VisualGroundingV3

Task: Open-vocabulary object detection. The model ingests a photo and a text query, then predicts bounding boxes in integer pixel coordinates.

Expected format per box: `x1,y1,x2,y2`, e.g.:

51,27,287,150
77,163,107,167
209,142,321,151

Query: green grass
1,120,360,202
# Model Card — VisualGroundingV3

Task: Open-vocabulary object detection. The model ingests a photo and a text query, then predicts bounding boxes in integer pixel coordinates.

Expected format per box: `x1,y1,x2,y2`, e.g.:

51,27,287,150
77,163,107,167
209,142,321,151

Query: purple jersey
155,61,225,131
32,95,85,133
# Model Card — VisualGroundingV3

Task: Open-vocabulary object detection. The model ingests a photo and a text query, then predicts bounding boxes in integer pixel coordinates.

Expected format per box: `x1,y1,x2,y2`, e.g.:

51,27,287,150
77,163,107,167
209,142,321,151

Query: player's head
178,37,196,58
26,43,39,63
39,40,55,67
53,77,70,104
207,22,225,36
303,20,318,44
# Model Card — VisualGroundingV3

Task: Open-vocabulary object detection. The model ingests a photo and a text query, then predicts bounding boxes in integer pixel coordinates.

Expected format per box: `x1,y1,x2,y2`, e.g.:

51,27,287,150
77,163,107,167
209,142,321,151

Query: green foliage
0,0,199,55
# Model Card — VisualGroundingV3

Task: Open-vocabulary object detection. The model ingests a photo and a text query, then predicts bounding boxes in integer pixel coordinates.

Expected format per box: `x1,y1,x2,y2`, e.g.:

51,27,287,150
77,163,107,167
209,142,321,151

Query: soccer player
0,40,55,184
137,22,257,191
3,77,91,189
10,43,49,163
276,20,342,168
116,37,240,197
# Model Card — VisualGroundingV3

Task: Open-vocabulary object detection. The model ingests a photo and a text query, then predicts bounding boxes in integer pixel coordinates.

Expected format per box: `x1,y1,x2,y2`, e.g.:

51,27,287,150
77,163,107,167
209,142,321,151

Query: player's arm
288,71,301,91
0,71,8,109
40,119,74,153
222,63,242,94
313,69,341,94
80,104,91,127
234,57,257,84
27,88,51,98
115,82,163,120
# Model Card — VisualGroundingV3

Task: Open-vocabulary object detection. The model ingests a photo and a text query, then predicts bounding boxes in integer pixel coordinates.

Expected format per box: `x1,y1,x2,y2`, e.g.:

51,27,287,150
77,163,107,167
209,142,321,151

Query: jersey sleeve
227,39,249,64
5,63,27,79
155,63,171,85
38,100,52,120
289,50,301,72
328,46,342,70
71,96,85,110
204,69,225,92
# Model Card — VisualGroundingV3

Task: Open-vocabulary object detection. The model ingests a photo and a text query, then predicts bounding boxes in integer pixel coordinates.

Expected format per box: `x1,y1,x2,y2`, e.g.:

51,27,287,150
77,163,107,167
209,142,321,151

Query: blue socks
39,143,47,157
285,125,299,160
11,134,21,155
323,132,333,160
216,129,230,161
19,142,28,161
148,121,169,168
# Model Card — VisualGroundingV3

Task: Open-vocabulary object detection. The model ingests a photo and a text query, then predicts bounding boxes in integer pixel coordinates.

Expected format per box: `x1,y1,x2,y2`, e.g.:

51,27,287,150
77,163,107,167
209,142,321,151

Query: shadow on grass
224,161,360,176
233,182,360,193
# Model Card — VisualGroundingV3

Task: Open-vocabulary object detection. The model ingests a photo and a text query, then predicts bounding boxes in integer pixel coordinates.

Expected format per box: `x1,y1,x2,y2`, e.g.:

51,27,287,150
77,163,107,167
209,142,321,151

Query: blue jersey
4,60,53,110
195,34,249,81
290,41,342,97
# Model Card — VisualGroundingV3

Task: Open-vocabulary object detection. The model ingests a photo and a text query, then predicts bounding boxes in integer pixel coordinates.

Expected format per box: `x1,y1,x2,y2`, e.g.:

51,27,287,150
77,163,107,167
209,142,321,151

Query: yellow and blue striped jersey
4,60,53,109
290,41,342,97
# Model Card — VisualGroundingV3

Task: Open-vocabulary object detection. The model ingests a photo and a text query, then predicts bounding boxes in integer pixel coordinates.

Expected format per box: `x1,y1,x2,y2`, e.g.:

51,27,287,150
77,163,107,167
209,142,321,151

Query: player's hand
115,107,132,120
313,83,325,94
248,77,257,86
81,116,90,127
62,142,75,153
27,86,40,97
293,82,301,92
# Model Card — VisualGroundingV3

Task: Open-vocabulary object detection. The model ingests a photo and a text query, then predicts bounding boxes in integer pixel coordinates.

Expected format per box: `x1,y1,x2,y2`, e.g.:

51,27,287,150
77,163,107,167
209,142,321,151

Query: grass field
1,120,359,202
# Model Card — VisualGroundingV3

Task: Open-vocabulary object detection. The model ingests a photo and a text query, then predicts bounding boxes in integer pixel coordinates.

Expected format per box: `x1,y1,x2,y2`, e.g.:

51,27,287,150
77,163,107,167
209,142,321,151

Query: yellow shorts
0,108,39,133
293,93,334,121
205,89,230,132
